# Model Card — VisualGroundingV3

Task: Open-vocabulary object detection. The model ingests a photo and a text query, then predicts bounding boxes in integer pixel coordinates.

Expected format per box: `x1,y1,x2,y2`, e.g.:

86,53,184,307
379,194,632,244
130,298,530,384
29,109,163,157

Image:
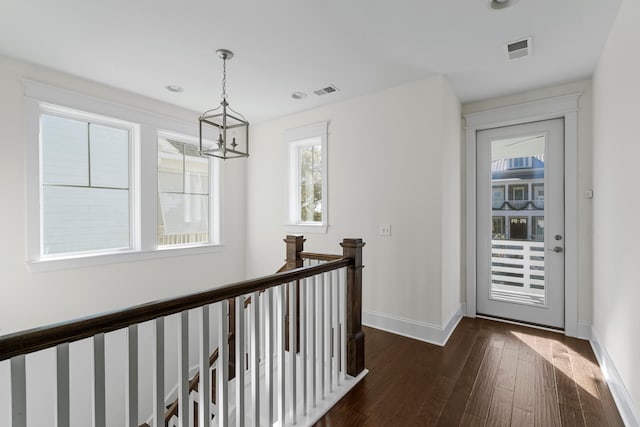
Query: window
532,216,544,241
509,184,528,201
492,185,505,209
286,122,328,232
157,136,213,247
25,81,223,271
507,157,532,169
492,216,506,239
40,110,134,257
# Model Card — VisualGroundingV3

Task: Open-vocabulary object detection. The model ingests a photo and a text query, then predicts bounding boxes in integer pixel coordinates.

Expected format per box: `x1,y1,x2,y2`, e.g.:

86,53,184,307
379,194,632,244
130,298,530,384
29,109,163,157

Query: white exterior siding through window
40,111,133,256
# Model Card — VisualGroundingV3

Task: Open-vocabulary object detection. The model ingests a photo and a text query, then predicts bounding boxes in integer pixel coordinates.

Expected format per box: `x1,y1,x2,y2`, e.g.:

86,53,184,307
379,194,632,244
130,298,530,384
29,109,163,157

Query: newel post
284,235,304,352
341,238,365,376
284,235,305,270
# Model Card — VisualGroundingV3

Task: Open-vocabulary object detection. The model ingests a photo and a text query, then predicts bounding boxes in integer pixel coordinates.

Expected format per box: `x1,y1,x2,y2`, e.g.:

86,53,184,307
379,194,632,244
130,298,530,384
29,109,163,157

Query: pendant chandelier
199,49,249,160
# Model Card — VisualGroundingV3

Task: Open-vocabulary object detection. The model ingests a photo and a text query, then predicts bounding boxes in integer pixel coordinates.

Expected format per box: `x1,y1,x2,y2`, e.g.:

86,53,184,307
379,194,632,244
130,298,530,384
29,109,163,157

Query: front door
476,119,565,329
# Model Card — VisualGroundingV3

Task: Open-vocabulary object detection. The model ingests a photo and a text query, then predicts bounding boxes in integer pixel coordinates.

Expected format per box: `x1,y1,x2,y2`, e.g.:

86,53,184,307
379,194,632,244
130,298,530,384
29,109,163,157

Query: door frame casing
464,94,581,337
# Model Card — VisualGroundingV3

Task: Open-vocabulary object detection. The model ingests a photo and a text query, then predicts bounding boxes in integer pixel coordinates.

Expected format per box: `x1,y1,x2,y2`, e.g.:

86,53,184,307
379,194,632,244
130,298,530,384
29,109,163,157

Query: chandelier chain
221,57,227,101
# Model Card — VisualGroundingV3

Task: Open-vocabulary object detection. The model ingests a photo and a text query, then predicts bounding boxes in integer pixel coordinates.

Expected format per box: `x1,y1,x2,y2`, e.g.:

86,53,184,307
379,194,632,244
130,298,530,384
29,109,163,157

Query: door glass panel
490,135,545,306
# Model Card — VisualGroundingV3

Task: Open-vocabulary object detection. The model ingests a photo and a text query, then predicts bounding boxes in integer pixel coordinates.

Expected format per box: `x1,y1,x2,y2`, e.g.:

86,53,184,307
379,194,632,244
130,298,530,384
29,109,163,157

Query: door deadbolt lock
548,246,563,253
554,234,563,241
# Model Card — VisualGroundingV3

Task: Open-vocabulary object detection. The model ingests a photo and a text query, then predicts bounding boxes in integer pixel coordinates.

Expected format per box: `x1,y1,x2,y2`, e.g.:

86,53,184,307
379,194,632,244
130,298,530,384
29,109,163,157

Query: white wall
441,81,463,325
593,0,640,418
0,54,247,336
462,79,594,329
246,75,463,331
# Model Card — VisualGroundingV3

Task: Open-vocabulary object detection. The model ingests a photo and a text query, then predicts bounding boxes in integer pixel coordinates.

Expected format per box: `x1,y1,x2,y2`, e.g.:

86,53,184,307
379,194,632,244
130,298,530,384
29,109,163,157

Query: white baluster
278,285,286,425
289,281,297,424
250,291,260,427
153,318,165,427
300,278,307,416
327,270,333,393
199,306,211,427
126,326,138,427
236,295,245,427
93,333,106,427
10,355,26,427
310,272,317,408
264,289,274,426
56,343,70,427
217,301,229,427
178,311,189,427
331,270,340,387
318,272,325,400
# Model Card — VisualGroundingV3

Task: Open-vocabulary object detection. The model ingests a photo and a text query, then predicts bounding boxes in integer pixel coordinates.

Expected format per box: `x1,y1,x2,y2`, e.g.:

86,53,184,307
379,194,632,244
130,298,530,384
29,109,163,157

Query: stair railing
0,236,365,427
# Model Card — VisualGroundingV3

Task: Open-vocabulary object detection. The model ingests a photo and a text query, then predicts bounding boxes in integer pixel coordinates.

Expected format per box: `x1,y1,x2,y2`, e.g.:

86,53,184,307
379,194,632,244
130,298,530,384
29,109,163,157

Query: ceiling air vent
313,84,340,96
506,37,532,61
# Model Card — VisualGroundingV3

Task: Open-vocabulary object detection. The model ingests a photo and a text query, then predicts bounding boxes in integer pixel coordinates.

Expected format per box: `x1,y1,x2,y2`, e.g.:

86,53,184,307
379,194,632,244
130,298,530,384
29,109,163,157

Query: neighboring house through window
157,136,215,247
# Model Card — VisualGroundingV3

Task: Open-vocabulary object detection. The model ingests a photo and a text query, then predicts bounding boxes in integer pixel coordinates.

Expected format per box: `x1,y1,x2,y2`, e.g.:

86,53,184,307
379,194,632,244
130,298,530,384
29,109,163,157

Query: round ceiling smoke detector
291,91,308,100
489,0,519,10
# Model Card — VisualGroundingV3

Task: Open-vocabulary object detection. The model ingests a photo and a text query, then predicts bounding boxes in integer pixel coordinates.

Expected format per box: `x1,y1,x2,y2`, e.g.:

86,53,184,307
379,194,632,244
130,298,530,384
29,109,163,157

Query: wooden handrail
300,252,343,261
0,258,350,361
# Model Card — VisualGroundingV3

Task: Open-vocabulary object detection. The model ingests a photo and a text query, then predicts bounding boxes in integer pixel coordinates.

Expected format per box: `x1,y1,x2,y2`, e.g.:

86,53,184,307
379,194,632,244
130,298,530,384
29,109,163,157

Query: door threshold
476,314,565,334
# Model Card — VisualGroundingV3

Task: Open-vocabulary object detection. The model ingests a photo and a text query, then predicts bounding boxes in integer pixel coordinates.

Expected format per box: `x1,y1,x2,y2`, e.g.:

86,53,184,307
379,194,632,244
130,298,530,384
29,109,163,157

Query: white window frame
37,104,138,258
284,121,328,233
25,80,223,272
157,130,221,248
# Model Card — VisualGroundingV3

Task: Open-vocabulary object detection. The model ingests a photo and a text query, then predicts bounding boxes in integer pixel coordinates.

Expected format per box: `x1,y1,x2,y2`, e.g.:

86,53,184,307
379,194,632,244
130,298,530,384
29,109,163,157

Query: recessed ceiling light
165,85,183,93
291,91,308,100
489,0,519,10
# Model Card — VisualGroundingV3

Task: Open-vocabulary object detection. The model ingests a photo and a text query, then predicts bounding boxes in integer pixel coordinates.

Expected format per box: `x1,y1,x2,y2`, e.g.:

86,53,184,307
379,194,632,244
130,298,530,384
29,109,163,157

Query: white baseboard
590,327,640,427
362,305,464,347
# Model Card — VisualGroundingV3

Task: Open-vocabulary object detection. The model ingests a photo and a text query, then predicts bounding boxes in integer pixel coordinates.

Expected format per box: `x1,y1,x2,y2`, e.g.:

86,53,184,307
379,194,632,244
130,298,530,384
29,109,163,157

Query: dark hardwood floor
315,317,624,426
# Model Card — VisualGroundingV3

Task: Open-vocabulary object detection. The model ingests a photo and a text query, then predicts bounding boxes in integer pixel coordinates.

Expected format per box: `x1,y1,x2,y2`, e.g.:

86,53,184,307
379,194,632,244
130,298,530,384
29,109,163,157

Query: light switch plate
379,224,391,236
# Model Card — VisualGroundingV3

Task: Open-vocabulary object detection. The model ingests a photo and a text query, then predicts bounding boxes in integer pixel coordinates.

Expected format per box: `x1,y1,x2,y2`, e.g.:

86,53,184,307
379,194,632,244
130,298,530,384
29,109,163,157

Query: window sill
285,224,328,234
26,244,224,273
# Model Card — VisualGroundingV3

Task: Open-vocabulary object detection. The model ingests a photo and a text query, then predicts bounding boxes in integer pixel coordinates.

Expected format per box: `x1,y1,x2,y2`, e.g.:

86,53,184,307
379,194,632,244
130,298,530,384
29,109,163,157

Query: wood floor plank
464,345,503,420
565,339,610,427
533,335,562,427
460,412,485,427
513,358,535,413
552,339,586,426
435,336,490,426
495,347,518,391
315,319,624,427
512,407,535,427
486,386,514,427
415,375,456,425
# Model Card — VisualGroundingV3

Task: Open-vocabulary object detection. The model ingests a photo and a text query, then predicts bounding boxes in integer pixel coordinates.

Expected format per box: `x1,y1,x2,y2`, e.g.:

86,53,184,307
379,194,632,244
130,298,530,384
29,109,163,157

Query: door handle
547,246,563,253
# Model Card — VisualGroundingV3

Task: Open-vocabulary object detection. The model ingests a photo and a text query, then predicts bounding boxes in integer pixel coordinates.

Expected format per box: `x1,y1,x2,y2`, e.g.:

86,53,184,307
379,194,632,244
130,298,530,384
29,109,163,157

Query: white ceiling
0,0,622,123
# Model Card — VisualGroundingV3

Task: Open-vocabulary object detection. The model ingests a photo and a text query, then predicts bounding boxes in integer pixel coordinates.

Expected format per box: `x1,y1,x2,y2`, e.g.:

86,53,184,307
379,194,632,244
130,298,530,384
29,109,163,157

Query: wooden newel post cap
340,238,365,247
341,238,365,266
284,235,306,244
